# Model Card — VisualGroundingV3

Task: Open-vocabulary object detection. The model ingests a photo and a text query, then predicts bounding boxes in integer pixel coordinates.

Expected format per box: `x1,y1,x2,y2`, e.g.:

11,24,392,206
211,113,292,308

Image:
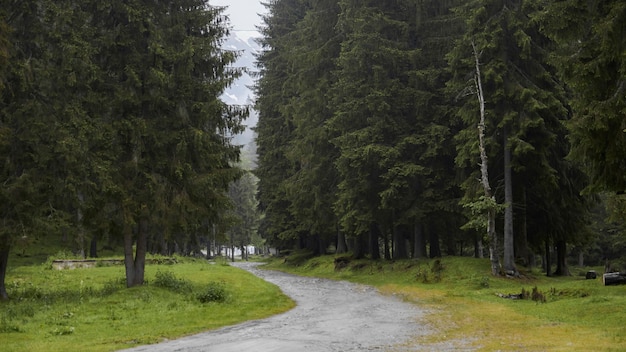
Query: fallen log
603,272,626,286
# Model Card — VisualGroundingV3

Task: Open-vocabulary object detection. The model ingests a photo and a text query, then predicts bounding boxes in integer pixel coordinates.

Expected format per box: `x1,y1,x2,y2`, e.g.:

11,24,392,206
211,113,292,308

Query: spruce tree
329,0,421,259
89,0,244,286
254,0,307,250
0,0,94,298
538,1,625,194
278,0,342,254
449,0,580,275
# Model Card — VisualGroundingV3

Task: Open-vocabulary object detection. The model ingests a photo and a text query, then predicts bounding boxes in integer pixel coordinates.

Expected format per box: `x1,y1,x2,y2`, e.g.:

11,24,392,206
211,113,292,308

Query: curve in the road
120,261,431,352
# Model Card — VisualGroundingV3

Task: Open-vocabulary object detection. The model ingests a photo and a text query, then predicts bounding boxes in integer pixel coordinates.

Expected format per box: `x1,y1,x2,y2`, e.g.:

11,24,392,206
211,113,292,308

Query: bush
196,282,228,303
153,271,192,293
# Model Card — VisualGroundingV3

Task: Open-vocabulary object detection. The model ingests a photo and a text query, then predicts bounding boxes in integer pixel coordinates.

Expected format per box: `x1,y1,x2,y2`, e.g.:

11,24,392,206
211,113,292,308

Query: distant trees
0,0,246,296
255,0,616,275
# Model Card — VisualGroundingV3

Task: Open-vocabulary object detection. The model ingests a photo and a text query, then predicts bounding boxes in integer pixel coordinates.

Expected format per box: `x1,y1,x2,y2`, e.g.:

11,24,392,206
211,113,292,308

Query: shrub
431,259,444,282
196,282,228,303
153,271,192,293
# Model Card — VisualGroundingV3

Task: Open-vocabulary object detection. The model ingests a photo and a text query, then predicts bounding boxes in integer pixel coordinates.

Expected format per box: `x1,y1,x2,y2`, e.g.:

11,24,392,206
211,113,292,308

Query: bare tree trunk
475,235,484,258
472,40,500,276
0,245,9,300
503,128,518,276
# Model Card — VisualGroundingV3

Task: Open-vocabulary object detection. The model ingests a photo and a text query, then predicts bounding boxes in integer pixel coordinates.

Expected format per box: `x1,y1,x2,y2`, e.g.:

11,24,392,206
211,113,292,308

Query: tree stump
585,270,597,279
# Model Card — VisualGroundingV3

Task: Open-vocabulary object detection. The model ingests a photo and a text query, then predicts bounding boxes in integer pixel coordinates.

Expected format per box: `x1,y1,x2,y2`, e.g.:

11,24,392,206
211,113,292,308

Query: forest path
121,261,449,351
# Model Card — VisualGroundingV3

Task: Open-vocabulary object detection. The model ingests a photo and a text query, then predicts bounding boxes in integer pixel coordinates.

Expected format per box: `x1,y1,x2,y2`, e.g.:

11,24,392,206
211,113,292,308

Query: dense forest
254,0,626,275
0,0,251,298
0,0,624,300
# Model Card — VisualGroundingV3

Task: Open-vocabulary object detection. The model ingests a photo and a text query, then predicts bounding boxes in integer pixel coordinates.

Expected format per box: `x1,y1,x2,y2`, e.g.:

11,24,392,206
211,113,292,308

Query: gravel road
120,261,434,352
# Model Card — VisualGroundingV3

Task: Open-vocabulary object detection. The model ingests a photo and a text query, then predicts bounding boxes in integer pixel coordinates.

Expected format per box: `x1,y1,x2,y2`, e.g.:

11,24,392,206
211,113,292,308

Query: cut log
603,272,626,286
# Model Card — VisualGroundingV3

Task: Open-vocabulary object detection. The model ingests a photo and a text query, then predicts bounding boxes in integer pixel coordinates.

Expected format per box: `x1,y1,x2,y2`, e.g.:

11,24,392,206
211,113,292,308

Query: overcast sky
211,0,267,40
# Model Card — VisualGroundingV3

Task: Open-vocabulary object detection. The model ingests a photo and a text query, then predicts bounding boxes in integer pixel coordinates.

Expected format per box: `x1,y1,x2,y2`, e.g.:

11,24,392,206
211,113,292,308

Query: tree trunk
413,222,427,259
230,230,235,262
351,233,366,259
89,235,98,258
124,217,148,288
475,234,484,259
472,40,500,276
503,129,517,276
517,188,530,267
336,227,347,254
428,225,442,258
554,240,570,276
487,208,499,275
545,238,552,277
392,226,405,259
76,192,86,258
369,223,381,260
578,251,584,267
0,245,9,300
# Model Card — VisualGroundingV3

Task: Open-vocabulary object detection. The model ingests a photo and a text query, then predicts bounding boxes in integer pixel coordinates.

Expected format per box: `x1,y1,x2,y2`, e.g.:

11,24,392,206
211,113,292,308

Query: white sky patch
211,0,266,41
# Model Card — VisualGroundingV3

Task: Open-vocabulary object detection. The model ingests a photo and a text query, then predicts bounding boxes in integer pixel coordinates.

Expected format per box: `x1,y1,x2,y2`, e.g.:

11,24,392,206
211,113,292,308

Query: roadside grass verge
263,254,626,351
1,258,294,352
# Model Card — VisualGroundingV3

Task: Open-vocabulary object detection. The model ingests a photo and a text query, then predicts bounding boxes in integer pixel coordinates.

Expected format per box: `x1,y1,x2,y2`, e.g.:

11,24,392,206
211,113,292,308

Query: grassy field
263,254,626,351
1,256,294,352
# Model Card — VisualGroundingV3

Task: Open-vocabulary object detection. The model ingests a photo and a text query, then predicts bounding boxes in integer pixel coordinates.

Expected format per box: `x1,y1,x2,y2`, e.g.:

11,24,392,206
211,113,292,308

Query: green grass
1,258,294,352
263,254,626,351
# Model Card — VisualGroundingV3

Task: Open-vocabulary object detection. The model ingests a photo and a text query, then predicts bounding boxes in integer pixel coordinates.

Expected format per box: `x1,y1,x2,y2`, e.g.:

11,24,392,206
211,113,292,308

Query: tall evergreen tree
449,0,580,275
226,171,260,260
329,0,420,259
404,0,465,259
254,0,307,250
537,1,625,197
0,0,93,299
279,0,342,255
89,0,244,287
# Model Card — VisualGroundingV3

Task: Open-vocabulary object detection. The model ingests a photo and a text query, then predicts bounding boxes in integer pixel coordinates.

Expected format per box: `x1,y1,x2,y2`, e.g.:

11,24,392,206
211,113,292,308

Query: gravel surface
120,261,441,352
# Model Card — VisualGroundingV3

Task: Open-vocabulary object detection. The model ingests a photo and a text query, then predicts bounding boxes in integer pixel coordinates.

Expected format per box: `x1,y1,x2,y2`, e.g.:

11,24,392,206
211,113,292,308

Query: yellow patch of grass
268,254,626,351
382,283,620,351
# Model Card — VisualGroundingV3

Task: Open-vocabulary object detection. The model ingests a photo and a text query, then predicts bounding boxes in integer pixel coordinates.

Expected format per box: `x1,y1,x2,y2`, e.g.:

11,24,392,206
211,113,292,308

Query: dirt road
121,261,432,351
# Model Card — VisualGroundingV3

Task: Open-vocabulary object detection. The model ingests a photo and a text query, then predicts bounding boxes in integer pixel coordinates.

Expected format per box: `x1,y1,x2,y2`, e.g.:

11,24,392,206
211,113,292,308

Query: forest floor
121,261,472,351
